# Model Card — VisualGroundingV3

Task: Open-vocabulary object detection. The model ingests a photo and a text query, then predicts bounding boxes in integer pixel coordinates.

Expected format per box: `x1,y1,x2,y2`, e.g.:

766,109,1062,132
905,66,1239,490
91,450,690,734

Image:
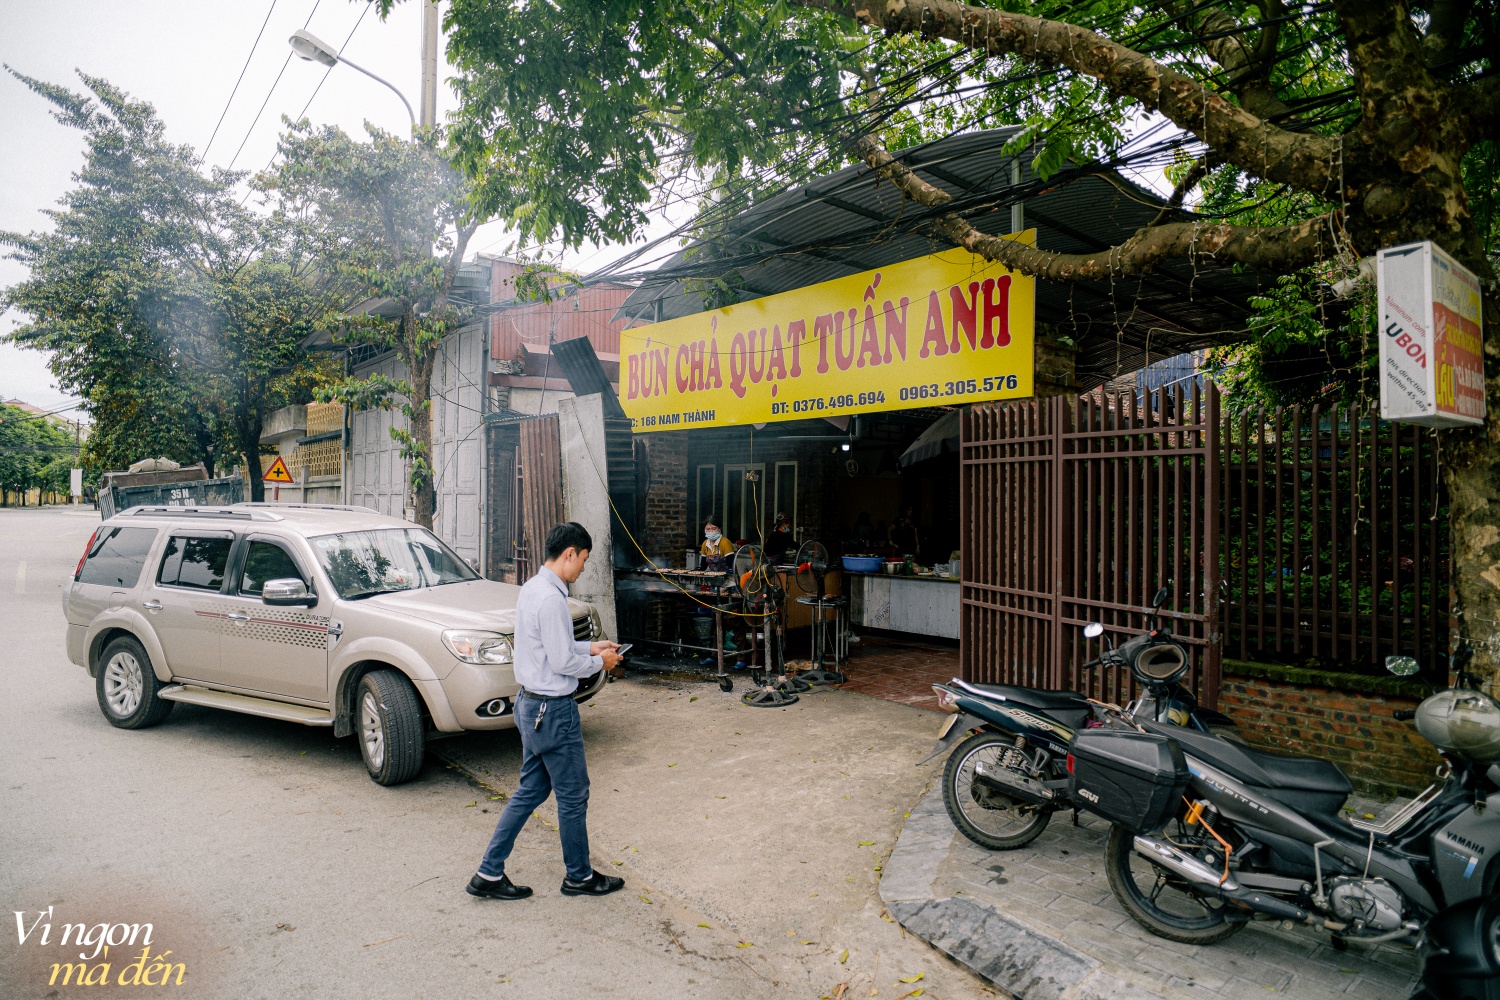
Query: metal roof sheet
616,128,1263,388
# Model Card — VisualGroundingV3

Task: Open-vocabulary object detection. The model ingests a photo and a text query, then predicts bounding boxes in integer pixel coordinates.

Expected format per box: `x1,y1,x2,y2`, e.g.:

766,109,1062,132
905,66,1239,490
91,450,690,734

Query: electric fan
792,539,846,685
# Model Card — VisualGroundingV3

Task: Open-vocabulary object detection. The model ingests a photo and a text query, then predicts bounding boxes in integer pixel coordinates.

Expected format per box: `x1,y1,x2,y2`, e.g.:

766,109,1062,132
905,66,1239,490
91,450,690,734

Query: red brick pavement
816,635,961,712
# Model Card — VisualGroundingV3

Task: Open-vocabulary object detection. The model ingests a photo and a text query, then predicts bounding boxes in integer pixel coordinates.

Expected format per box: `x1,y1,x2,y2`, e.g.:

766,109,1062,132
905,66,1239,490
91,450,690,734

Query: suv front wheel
96,635,175,729
356,669,425,786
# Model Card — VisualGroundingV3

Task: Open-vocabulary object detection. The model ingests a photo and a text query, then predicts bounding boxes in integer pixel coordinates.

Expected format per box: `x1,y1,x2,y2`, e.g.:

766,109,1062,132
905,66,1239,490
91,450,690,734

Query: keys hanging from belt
534,701,547,731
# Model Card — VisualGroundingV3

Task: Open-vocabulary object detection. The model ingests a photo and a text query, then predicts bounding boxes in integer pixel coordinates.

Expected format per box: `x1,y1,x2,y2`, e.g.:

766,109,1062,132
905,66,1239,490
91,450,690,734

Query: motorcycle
921,584,1237,850
1408,893,1500,999
1070,643,1500,946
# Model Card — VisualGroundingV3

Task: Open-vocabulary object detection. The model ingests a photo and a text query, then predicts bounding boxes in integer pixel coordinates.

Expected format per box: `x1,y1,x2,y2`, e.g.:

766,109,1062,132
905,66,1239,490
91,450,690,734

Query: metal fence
1222,404,1449,670
962,384,1221,707
485,413,564,584
961,384,1451,703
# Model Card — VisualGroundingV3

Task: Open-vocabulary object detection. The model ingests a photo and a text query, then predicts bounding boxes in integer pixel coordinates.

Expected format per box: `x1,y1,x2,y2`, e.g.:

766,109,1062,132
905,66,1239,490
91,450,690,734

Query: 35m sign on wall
619,235,1037,431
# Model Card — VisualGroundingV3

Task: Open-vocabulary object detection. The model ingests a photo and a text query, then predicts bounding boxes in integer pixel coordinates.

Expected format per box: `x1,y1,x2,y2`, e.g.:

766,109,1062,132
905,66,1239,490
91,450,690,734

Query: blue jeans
477,695,593,882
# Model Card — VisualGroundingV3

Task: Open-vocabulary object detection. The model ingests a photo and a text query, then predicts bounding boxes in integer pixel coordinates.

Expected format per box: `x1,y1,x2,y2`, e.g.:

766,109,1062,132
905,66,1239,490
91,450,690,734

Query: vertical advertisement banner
619,235,1037,432
1377,240,1485,427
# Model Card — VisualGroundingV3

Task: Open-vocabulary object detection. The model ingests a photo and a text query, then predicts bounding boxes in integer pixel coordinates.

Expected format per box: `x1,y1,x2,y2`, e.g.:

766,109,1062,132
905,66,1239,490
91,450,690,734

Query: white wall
349,323,487,566
557,392,618,639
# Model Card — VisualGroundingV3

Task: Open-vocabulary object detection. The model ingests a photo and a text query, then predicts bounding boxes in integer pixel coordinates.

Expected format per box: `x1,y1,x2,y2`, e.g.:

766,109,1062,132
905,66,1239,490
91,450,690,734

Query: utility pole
420,0,439,130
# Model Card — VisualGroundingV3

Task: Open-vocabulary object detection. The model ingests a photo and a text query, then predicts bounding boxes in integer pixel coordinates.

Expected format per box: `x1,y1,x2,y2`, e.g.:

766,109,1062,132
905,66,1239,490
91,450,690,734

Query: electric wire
226,0,323,171
201,0,280,164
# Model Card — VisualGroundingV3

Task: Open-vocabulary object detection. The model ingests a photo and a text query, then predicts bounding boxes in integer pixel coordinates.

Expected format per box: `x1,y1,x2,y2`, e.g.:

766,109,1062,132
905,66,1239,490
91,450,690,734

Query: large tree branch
798,0,1338,195
854,135,1336,281
1157,0,1291,121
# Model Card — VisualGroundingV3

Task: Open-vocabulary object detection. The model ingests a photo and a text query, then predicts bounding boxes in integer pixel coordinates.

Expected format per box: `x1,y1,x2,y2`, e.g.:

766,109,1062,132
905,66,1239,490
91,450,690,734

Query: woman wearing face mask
700,517,734,571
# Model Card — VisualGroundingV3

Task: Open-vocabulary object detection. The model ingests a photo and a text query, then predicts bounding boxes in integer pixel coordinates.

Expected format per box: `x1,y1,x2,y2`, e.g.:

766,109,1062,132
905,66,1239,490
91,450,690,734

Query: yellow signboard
620,233,1037,432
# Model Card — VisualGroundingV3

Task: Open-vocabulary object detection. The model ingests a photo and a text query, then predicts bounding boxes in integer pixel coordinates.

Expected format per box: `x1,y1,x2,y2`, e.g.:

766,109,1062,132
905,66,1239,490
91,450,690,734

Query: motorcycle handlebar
1393,709,1417,721
1082,657,1102,670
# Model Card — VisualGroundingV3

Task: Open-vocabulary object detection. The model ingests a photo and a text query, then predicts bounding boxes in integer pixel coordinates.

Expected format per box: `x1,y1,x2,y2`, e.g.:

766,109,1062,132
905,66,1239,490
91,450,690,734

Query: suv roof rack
121,506,284,522
233,502,380,514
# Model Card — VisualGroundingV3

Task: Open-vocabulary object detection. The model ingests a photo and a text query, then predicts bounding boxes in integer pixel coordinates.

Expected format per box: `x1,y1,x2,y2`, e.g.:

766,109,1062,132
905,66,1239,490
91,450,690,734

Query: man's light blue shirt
512,565,601,696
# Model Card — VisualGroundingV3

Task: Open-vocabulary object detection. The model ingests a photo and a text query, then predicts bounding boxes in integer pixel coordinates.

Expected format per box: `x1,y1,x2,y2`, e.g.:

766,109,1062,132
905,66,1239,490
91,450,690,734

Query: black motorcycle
1070,643,1500,946
1409,893,1500,1000
922,585,1236,850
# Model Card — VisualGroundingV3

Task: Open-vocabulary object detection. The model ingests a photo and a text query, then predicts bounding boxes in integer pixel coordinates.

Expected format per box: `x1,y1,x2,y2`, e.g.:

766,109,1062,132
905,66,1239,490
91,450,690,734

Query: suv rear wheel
96,635,175,729
356,670,425,786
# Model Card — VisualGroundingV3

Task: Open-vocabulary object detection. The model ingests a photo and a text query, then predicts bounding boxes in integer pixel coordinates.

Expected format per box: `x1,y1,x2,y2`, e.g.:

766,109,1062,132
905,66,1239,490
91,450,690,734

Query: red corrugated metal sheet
482,256,634,363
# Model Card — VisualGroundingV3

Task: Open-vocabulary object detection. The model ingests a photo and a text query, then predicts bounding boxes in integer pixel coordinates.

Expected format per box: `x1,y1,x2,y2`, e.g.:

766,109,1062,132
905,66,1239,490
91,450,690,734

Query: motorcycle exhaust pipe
1132,835,1317,925
973,759,1055,806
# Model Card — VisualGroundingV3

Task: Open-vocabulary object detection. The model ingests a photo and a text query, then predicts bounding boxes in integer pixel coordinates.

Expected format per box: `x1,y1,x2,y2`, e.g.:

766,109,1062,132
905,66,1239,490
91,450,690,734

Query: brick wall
1217,660,1439,798
642,431,689,559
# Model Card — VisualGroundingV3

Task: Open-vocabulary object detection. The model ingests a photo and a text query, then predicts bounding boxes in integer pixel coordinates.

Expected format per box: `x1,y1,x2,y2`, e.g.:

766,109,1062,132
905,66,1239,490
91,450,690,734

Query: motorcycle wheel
1105,824,1245,944
941,731,1053,850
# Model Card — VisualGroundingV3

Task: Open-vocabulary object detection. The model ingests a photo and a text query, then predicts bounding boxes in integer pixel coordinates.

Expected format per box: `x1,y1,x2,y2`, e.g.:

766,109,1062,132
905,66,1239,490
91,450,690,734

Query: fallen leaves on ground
736,941,754,949
638,896,653,904
464,801,477,808
858,840,875,846
697,923,712,928
899,973,924,983
838,949,849,964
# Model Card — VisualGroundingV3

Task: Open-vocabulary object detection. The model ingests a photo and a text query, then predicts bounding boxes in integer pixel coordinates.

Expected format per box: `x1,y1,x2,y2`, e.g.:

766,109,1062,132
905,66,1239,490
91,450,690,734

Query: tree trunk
241,413,265,504
408,350,436,530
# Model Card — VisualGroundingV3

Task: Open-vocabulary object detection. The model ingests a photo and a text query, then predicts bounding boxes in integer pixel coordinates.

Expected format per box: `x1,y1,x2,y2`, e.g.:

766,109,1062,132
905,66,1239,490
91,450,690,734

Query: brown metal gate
485,413,564,584
961,384,1222,707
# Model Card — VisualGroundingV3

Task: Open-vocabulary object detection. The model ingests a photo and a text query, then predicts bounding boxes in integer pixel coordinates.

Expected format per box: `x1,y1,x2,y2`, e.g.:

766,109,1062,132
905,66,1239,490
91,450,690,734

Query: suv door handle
226,611,251,623
142,599,163,611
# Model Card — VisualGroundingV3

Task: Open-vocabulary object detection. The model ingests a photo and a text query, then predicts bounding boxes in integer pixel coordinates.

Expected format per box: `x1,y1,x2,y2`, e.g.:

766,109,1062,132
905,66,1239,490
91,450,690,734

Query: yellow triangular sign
263,455,295,483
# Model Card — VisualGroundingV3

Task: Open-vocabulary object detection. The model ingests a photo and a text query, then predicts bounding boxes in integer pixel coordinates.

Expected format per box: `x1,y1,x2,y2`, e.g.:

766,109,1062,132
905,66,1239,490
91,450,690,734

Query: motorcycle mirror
1385,655,1421,677
1151,585,1171,609
1083,622,1104,639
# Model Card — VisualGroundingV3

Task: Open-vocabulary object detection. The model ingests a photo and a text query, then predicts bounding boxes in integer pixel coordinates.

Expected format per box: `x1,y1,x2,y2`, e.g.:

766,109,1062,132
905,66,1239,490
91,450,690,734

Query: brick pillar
643,431,690,563
1034,323,1079,398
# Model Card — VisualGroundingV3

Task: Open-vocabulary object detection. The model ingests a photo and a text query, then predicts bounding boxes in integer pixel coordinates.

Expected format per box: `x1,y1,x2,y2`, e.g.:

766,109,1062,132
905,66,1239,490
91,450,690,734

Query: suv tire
96,635,175,729
356,670,425,786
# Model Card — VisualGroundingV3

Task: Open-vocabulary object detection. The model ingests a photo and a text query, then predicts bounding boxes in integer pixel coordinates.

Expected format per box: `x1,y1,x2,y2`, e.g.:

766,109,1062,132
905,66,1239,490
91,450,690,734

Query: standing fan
795,540,832,600
733,545,805,707
793,540,846,685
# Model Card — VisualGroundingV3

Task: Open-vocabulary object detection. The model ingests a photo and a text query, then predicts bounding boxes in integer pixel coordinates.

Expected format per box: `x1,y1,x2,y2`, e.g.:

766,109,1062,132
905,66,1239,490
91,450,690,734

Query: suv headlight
589,607,603,640
442,630,514,665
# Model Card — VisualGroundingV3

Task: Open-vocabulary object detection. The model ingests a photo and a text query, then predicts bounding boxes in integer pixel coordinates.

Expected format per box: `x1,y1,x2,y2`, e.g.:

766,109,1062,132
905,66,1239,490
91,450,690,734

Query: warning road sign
263,455,295,483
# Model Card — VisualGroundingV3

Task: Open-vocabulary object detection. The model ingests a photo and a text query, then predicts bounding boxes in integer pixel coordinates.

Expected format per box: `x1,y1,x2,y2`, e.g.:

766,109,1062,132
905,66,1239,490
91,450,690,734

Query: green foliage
0,404,76,502
258,119,481,526
0,71,334,496
1205,271,1376,412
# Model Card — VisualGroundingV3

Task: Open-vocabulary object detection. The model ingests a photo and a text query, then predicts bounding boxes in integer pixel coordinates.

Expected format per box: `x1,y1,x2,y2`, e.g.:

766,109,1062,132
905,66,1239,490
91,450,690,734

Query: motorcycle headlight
442,630,514,665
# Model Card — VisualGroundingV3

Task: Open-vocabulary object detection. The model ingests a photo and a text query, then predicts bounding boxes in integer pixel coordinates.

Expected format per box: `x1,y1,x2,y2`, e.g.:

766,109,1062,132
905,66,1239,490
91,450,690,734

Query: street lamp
289,29,416,133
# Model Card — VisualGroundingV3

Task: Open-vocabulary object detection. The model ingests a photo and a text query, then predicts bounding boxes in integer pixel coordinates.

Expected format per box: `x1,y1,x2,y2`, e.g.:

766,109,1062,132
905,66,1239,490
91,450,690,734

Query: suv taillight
74,529,99,580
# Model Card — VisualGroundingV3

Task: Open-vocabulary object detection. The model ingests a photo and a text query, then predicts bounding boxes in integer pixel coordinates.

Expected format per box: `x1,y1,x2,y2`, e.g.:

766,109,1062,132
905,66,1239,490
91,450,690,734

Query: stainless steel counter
847,573,960,639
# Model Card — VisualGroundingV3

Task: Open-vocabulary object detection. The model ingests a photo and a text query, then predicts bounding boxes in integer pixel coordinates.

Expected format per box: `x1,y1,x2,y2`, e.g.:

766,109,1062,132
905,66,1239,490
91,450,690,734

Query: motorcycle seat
1143,722,1353,795
956,681,1090,712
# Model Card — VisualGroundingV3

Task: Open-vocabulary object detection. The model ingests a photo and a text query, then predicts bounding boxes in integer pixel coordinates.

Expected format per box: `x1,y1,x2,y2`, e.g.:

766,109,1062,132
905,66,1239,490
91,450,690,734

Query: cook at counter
700,517,734,571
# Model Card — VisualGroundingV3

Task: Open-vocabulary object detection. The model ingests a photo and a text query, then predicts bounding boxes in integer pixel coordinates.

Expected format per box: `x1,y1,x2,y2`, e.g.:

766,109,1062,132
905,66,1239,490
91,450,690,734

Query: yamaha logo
1442,831,1487,855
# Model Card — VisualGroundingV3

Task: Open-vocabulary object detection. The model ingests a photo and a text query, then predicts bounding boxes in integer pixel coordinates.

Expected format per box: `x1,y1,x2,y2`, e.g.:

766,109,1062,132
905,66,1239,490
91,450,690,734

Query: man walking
467,521,623,900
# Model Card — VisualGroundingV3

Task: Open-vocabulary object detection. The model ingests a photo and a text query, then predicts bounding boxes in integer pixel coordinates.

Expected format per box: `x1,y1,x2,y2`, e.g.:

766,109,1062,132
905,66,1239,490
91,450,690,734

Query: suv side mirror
263,578,314,607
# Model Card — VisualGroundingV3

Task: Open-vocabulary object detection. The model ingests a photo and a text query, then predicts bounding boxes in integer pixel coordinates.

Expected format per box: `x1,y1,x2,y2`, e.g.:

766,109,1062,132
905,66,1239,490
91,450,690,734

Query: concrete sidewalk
879,786,1421,1000
438,673,995,998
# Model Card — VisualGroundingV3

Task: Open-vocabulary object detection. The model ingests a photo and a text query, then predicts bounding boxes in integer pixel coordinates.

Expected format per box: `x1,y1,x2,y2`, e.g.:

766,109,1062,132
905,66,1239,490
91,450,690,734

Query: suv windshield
311,528,479,599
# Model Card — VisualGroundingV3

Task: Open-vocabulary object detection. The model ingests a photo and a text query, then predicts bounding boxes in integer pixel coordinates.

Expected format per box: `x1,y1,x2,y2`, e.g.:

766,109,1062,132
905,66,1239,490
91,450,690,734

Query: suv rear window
78,527,158,588
157,535,233,591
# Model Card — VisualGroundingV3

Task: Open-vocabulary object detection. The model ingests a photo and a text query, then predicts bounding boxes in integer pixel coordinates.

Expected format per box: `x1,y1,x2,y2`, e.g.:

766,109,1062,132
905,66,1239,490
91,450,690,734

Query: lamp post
288,29,416,134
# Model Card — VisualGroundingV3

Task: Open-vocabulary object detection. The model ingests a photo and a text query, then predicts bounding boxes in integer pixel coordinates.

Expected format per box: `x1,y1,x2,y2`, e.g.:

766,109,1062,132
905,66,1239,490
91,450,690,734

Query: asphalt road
0,506,773,999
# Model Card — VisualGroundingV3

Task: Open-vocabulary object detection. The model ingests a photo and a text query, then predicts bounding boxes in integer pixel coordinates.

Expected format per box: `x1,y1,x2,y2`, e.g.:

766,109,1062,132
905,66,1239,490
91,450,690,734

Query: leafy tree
258,120,481,529
424,0,1500,685
1,71,335,499
0,404,76,506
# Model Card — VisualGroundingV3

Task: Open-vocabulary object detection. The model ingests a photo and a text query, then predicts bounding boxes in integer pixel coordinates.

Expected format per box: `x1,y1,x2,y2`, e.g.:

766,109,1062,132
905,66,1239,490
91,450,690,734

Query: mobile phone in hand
614,643,633,657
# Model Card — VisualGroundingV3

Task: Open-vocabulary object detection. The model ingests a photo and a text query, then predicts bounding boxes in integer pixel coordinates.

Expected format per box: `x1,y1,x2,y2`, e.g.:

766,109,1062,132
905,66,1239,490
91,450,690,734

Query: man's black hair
545,521,593,561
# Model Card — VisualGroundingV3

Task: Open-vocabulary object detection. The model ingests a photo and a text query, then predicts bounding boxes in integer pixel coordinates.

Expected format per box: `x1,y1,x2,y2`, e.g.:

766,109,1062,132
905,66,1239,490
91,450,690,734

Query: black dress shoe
466,873,533,900
560,871,625,896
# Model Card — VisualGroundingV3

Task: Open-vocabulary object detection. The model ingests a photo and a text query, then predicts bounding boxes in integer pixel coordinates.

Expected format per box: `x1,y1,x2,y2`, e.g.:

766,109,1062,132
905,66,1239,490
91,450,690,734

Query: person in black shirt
888,505,919,556
766,512,796,559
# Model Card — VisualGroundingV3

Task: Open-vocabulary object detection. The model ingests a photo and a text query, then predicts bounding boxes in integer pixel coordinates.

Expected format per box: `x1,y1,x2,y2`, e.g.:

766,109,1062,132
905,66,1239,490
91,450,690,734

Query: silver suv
62,503,605,785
